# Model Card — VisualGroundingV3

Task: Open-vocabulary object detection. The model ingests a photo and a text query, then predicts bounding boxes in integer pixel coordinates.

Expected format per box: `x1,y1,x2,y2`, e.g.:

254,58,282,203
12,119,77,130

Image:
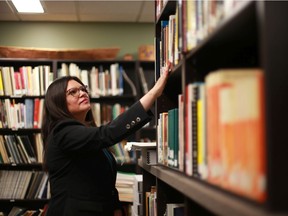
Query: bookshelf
137,1,288,216
0,58,53,214
0,58,153,214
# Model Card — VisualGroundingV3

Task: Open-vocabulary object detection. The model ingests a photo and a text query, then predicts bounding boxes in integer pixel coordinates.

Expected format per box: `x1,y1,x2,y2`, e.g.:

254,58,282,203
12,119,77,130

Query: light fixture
12,0,44,13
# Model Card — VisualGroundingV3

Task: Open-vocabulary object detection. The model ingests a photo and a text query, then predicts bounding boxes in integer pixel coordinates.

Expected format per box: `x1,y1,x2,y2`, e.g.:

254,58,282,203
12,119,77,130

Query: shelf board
0,199,49,202
0,163,43,170
139,162,287,216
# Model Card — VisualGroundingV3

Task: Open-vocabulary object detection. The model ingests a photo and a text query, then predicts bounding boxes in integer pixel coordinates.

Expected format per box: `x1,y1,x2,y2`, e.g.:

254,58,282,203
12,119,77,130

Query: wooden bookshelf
0,58,156,214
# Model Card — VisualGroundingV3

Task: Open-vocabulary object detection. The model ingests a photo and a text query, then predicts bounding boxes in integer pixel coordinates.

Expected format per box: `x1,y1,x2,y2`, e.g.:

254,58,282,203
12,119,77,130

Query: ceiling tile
138,1,154,23
42,1,77,14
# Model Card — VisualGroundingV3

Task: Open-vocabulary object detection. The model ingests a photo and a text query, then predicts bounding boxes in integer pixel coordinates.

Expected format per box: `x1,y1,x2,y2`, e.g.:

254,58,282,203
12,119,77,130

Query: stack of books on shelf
116,172,135,203
132,175,143,216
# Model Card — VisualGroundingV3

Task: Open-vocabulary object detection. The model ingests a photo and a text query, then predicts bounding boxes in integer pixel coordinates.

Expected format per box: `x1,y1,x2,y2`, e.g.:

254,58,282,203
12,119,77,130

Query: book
131,142,156,149
0,135,9,163
178,94,184,172
157,112,168,165
4,135,21,164
167,108,179,168
24,98,34,128
184,84,193,176
18,135,37,163
205,68,266,202
33,98,40,128
138,67,149,94
1,67,13,95
0,68,4,95
131,142,157,165
197,84,208,179
8,206,26,216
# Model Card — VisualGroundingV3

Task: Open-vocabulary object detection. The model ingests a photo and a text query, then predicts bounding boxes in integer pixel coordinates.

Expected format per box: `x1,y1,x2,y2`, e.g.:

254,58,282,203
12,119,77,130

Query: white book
80,70,89,86
32,66,40,96
110,63,119,96
69,63,80,78
89,66,99,97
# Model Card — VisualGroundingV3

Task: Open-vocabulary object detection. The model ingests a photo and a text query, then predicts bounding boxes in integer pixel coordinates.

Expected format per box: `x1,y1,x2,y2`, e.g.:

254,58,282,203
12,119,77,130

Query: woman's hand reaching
140,62,172,111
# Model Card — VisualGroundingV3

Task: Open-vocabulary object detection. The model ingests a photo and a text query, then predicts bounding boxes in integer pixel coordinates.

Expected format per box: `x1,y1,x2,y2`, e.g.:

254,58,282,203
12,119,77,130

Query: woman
42,64,170,216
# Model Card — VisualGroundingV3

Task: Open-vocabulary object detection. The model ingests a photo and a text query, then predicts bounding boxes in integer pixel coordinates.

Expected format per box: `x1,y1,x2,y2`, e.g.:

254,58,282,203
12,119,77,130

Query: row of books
158,0,247,67
58,63,127,97
0,170,50,200
91,103,129,126
0,65,53,96
155,0,168,19
0,134,43,164
157,68,266,202
0,62,138,98
0,98,44,129
0,99,130,130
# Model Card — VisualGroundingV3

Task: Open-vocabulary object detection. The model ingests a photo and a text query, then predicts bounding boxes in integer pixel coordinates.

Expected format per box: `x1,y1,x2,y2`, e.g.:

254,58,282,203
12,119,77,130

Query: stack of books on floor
132,175,143,216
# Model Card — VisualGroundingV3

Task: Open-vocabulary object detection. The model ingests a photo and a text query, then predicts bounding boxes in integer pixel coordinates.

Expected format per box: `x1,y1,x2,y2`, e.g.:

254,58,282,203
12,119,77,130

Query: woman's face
66,79,91,122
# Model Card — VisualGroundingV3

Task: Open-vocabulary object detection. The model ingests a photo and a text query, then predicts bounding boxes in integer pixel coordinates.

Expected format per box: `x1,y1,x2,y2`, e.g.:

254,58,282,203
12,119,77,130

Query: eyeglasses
66,85,89,97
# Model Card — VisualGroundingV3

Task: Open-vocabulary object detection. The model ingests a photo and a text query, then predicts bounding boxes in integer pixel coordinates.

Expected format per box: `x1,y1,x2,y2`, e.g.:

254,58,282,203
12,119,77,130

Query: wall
0,21,154,59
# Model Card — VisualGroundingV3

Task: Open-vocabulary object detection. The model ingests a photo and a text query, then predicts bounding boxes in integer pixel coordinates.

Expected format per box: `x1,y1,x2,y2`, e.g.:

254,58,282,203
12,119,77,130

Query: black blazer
45,101,153,216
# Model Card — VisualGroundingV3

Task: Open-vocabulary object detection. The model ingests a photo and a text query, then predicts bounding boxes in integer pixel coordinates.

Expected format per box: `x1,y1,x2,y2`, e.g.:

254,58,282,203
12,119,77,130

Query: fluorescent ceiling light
12,0,44,13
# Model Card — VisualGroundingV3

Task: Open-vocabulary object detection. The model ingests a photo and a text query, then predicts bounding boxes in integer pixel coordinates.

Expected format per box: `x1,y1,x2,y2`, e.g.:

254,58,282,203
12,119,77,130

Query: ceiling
0,0,155,23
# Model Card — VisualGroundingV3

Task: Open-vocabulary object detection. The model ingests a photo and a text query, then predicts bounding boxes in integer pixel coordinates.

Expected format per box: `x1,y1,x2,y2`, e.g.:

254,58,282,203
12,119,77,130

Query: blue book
24,98,34,128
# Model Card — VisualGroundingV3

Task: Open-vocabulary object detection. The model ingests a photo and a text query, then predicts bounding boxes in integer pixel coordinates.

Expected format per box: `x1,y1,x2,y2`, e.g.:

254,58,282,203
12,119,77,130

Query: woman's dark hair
41,76,96,169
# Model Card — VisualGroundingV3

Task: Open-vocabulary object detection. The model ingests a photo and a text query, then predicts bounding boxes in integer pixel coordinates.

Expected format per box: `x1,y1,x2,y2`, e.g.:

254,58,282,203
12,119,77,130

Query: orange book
33,98,40,128
205,69,266,202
